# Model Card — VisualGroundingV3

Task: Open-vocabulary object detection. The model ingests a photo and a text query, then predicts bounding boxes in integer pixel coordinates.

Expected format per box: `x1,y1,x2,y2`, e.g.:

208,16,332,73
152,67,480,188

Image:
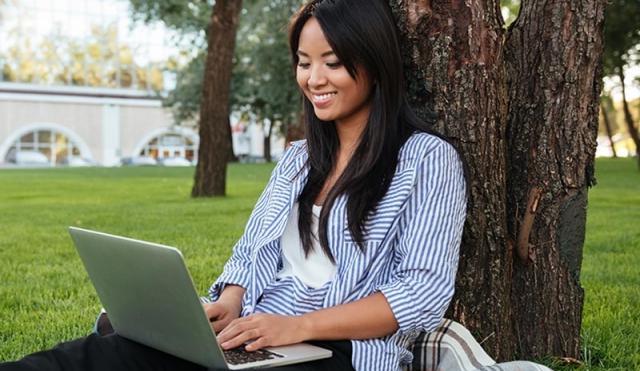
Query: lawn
0,164,275,361
576,158,640,370
0,159,638,369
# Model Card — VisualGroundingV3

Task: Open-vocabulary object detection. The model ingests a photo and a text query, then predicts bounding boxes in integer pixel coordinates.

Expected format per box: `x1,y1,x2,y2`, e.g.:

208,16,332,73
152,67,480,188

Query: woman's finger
217,318,241,339
211,318,229,333
220,328,260,350
245,336,269,351
217,317,251,343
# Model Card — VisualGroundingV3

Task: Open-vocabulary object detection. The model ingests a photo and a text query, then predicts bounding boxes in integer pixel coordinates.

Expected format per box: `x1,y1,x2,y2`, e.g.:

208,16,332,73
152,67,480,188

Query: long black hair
289,0,438,262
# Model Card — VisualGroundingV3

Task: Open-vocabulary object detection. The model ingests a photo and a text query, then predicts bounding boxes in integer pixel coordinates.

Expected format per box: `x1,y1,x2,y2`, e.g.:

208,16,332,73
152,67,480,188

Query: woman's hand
204,285,245,333
216,313,310,351
203,301,241,333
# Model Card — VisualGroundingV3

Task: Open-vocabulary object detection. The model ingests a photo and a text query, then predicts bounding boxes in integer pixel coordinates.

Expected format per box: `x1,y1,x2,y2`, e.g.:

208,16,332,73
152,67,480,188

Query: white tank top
276,202,337,288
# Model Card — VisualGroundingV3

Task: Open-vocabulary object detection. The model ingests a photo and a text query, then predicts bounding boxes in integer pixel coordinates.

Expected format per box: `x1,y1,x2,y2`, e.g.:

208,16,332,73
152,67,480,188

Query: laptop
68,227,333,369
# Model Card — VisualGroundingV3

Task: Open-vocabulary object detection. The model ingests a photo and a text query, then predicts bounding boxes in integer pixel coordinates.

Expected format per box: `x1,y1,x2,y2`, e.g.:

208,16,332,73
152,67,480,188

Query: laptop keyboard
223,347,284,365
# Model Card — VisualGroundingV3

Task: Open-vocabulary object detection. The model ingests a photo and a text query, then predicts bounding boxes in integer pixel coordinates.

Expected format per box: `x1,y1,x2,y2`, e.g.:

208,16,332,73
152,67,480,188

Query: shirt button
245,305,254,312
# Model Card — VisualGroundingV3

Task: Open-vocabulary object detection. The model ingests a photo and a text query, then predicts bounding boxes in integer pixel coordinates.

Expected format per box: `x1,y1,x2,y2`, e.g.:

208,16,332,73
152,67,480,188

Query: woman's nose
308,66,327,88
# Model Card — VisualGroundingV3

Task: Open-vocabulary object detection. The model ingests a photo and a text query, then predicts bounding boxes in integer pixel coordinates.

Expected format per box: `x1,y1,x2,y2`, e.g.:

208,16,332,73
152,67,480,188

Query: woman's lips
311,92,336,108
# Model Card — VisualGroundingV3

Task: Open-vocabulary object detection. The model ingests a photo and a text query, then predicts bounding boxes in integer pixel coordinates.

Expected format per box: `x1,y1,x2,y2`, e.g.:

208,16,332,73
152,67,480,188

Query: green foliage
232,0,305,135
127,0,210,123
0,159,639,369
0,21,168,91
128,0,305,131
128,0,210,39
163,50,206,123
603,0,640,75
500,0,520,27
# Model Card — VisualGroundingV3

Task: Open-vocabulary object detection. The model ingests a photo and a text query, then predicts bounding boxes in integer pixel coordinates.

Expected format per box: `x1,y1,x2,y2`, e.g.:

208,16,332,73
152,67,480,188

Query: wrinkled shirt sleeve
376,141,467,334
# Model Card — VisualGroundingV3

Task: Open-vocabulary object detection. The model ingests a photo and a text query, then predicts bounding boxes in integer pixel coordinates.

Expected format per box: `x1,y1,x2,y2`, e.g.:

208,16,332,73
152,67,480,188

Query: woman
1,0,466,370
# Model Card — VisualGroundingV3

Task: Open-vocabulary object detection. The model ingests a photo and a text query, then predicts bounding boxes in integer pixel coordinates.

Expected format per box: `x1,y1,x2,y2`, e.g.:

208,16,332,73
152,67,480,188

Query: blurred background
0,0,294,168
0,0,637,168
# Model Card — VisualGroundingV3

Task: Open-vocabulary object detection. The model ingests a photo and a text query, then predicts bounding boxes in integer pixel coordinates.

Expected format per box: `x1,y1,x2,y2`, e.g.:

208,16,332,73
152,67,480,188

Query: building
0,0,281,167
0,82,200,166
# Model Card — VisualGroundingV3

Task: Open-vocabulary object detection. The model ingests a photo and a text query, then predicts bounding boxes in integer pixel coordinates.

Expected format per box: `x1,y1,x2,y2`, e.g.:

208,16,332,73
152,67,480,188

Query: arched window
138,132,197,161
4,128,86,166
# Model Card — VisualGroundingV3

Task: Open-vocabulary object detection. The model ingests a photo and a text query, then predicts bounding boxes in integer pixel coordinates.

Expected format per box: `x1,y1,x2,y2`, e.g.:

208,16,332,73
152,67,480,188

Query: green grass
0,164,274,361
575,158,640,370
0,159,638,369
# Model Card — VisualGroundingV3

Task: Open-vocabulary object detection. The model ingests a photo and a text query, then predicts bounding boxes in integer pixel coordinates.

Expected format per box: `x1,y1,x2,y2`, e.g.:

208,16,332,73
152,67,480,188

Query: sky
0,0,189,67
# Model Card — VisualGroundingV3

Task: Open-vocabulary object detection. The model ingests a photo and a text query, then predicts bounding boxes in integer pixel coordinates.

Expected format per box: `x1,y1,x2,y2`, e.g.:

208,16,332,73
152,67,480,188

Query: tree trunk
228,125,239,163
601,101,617,158
618,70,640,168
192,0,243,197
263,119,273,162
391,0,513,359
393,0,605,361
504,0,604,359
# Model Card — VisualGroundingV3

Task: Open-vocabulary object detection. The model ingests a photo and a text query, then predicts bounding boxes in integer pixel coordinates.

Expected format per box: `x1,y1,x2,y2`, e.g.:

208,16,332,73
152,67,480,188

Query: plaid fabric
406,319,554,371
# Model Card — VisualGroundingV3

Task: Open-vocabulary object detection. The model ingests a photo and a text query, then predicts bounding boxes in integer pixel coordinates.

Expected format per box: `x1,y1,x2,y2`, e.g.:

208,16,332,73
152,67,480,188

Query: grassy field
0,159,638,369
574,158,640,370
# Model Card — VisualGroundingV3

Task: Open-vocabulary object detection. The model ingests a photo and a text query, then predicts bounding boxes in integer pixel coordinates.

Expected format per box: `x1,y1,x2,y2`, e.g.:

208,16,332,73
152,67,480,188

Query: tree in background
129,0,305,197
191,0,243,196
128,0,211,124
133,0,305,161
128,0,235,196
232,0,304,162
393,0,605,362
0,24,167,91
130,0,243,196
600,93,618,158
602,0,640,167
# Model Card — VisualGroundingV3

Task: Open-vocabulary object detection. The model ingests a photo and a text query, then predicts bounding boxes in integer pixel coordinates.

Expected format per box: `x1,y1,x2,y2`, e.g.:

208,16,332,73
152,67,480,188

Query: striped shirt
208,132,467,371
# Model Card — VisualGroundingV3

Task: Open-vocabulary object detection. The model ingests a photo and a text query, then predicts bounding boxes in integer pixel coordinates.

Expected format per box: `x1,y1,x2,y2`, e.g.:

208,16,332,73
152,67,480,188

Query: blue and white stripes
209,132,467,371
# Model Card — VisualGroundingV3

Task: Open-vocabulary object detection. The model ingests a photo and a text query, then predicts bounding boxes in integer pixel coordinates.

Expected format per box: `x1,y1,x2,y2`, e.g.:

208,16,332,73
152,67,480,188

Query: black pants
0,334,354,371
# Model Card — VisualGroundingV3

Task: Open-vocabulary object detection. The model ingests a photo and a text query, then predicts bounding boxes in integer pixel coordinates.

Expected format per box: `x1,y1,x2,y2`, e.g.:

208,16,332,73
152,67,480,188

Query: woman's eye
326,62,342,69
297,62,310,69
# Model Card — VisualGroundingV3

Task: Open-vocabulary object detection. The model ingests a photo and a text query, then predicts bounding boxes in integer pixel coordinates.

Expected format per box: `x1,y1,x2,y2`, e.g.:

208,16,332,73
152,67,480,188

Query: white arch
131,126,199,157
0,122,94,164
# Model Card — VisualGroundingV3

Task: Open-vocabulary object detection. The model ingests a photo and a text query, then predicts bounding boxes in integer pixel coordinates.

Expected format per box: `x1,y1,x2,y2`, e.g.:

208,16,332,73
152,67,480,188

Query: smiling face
295,18,373,130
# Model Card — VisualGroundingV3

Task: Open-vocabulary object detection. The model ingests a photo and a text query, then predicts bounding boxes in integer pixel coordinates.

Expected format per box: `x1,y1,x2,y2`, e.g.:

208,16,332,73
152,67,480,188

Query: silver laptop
68,227,332,369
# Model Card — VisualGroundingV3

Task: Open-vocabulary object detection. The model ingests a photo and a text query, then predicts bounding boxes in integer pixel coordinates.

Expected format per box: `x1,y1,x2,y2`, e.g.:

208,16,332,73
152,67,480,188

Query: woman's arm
299,292,398,340
216,292,398,350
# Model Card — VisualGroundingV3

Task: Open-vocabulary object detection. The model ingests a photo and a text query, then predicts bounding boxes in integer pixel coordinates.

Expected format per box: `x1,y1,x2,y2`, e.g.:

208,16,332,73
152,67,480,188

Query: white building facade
0,0,283,167
0,83,198,166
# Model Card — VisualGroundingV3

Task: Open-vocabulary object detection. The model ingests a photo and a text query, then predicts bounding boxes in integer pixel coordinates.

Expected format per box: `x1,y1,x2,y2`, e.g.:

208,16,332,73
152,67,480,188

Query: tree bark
393,0,605,361
228,125,239,163
504,0,604,359
618,70,640,168
600,101,617,158
391,0,513,359
192,0,243,197
263,119,273,162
